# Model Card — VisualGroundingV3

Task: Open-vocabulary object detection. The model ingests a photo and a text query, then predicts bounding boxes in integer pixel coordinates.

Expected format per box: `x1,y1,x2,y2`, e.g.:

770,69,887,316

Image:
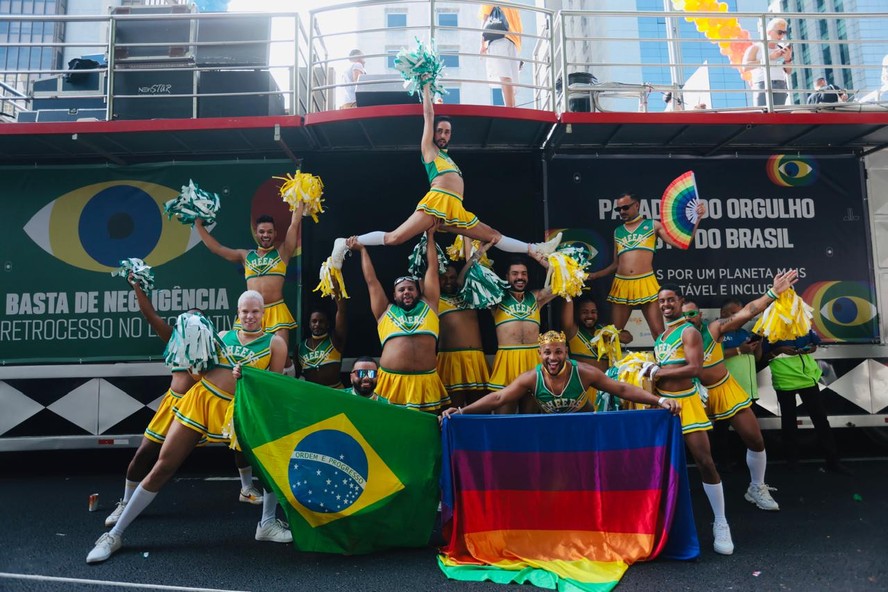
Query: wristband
649,365,660,382
457,407,463,415
766,288,777,299
657,396,667,407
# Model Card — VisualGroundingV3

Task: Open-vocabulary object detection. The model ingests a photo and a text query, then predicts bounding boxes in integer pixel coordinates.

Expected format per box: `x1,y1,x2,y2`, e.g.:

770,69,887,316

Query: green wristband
766,289,777,299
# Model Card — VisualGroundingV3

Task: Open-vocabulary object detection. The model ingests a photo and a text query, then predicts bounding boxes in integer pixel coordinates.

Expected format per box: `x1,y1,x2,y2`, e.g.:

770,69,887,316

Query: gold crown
538,330,567,346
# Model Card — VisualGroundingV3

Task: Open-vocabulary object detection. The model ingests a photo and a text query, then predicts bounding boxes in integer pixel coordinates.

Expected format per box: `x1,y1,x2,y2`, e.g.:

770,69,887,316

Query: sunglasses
776,29,787,35
615,203,637,212
352,369,377,379
683,310,700,318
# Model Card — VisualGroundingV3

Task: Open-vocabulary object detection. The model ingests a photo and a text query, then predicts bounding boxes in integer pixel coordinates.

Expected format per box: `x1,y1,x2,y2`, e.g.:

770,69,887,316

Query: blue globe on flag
289,430,369,513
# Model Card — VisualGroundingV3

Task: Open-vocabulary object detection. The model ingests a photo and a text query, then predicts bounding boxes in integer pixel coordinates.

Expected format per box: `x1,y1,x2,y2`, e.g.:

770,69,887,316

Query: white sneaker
331,238,349,269
712,521,734,555
104,500,127,527
86,532,122,564
744,483,780,511
530,231,563,257
239,485,263,505
255,519,293,543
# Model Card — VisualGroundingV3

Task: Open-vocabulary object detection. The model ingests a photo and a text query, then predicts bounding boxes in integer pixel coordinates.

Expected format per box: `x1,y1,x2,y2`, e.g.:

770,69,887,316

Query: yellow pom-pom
752,289,813,343
587,325,623,366
314,257,349,299
275,171,325,223
545,251,588,300
446,236,465,261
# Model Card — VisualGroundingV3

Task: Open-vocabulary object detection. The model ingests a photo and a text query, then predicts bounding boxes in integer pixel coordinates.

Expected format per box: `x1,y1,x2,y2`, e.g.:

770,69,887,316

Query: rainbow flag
439,410,699,591
234,367,441,554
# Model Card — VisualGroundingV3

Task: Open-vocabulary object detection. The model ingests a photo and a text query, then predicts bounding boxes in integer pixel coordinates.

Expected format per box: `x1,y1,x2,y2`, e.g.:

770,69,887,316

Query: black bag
482,6,509,42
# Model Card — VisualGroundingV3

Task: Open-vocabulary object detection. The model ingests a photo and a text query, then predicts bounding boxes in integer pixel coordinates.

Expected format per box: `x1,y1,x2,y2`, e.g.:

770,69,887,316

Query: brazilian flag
234,367,442,554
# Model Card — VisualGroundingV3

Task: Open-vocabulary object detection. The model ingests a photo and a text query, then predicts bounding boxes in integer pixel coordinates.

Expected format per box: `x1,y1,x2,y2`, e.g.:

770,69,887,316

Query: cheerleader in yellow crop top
347,84,563,260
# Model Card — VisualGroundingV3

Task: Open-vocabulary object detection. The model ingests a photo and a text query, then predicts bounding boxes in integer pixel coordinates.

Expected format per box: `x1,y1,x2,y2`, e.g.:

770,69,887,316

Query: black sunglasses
776,29,787,35
615,203,637,212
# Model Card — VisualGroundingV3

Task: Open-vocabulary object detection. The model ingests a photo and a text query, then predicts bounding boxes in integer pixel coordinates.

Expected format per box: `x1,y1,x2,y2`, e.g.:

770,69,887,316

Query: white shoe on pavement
255,519,293,543
86,532,122,564
712,521,734,555
104,500,127,527
744,483,780,511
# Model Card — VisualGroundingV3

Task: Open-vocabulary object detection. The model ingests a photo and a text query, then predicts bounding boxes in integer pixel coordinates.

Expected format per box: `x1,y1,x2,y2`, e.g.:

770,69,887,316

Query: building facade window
386,13,407,29
437,11,458,28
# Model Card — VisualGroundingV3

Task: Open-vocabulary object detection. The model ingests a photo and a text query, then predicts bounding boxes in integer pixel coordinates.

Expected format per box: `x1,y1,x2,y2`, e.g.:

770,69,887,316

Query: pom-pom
752,288,814,342
586,325,623,367
446,236,466,261
314,239,350,299
407,234,448,278
163,312,219,374
393,37,447,99
457,262,509,309
111,258,154,295
544,246,590,300
274,171,325,223
163,179,221,226
595,367,625,412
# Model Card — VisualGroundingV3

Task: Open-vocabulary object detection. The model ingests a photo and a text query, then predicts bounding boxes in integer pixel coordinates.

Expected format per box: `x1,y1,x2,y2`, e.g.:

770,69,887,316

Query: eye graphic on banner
251,413,405,528
547,228,604,267
24,181,197,272
803,281,878,342
766,155,819,187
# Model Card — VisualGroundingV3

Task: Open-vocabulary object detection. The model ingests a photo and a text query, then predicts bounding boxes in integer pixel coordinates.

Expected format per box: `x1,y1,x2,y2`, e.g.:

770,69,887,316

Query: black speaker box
196,17,270,67
112,69,195,120
198,70,285,118
112,5,194,62
354,74,414,107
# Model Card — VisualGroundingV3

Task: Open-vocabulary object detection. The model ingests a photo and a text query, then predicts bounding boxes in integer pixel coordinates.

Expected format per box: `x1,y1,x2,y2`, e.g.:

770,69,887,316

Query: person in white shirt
339,49,366,109
743,18,793,107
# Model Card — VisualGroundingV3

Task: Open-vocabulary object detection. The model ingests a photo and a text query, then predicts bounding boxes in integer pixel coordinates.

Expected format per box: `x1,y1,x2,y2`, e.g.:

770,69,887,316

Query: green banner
0,160,301,363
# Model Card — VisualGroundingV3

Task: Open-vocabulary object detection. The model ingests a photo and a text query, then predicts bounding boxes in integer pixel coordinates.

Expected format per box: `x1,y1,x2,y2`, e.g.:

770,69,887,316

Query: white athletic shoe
255,519,293,543
712,521,734,555
86,532,122,564
745,483,780,511
104,500,127,527
239,485,263,505
331,238,349,269
530,231,563,257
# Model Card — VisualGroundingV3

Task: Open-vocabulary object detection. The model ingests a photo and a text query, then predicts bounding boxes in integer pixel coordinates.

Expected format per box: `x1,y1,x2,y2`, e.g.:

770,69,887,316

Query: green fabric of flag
234,366,441,554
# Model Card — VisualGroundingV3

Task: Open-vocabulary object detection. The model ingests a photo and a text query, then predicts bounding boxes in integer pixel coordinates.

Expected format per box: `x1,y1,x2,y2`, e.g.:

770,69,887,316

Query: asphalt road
1,443,886,592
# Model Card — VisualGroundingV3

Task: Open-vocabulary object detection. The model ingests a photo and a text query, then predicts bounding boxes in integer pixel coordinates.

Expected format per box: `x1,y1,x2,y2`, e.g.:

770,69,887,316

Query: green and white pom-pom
394,37,447,99
594,367,625,412
457,262,509,309
111,258,154,295
407,234,449,278
163,312,219,373
163,179,221,226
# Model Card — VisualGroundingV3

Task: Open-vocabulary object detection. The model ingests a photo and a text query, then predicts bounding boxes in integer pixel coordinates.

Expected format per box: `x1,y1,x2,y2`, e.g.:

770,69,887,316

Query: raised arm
423,226,441,310
331,294,348,353
710,269,798,340
279,200,305,264
195,218,246,264
440,370,536,419
457,240,494,287
131,276,173,343
347,236,388,320
560,299,578,340
420,84,438,163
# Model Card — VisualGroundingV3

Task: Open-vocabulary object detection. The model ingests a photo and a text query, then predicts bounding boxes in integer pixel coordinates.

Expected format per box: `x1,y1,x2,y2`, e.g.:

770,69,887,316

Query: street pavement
1,445,885,592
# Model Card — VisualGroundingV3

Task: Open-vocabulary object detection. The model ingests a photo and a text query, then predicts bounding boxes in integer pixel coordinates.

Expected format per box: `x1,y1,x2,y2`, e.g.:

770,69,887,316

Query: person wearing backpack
479,4,523,108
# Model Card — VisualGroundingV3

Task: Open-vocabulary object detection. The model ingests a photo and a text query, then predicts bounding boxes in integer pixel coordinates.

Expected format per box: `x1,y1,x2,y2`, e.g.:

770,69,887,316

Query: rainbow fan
660,171,700,250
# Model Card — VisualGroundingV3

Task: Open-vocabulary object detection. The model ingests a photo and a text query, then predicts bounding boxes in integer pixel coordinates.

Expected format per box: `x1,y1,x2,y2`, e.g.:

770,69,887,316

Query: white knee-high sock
747,449,767,486
494,235,529,253
110,484,157,537
357,231,386,246
238,467,253,490
260,489,277,525
122,479,139,503
702,482,727,524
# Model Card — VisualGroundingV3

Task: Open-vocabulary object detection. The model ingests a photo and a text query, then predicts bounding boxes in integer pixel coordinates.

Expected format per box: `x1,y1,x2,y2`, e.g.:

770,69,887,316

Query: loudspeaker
354,74,414,107
198,70,285,118
112,69,196,120
112,5,195,63
196,17,270,67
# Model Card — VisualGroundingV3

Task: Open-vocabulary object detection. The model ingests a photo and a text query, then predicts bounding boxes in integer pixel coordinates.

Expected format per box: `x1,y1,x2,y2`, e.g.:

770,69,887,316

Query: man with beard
344,356,385,402
561,294,633,373
345,227,450,412
437,244,494,407
440,330,679,416
645,284,733,556
195,201,304,376
296,295,347,389
679,269,797,513
335,83,561,259
587,192,705,338
487,257,557,414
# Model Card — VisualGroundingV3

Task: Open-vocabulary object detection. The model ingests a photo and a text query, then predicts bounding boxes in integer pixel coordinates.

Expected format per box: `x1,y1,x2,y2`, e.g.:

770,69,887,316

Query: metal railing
1,5,886,122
